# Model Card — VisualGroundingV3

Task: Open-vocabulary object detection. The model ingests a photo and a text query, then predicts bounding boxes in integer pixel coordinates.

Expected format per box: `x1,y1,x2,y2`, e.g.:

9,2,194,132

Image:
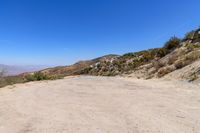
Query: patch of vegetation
186,42,200,51
163,36,181,52
24,72,62,82
174,50,200,69
0,72,61,88
185,50,200,61
189,73,198,82
79,48,170,76
184,30,195,40
157,66,175,78
0,76,25,88
25,72,52,81
167,54,179,65
80,29,198,78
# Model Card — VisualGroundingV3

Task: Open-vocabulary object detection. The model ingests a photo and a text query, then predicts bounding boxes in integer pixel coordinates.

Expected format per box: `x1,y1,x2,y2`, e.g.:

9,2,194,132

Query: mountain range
0,64,49,76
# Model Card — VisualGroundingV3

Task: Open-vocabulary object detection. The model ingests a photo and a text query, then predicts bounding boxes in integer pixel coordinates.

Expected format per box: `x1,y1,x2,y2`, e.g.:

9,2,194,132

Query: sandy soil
0,76,200,133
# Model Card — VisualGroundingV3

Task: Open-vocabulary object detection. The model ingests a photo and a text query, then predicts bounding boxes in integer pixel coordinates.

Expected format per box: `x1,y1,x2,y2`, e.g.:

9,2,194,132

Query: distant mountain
0,64,49,76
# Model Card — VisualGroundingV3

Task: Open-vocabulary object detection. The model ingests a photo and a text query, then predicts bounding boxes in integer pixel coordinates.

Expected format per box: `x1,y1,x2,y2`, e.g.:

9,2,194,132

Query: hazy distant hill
0,64,49,76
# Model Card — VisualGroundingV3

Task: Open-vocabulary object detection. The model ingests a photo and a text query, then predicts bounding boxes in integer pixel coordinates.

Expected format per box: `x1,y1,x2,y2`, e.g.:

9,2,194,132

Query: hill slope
129,40,200,80
1,28,200,88
39,54,119,77
77,28,200,82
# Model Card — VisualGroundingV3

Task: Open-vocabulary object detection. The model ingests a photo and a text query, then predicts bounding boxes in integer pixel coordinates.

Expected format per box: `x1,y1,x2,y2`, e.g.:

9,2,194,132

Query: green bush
0,71,63,88
193,42,200,48
186,42,200,51
184,30,195,40
155,48,167,58
164,37,181,52
175,51,200,69
34,72,49,80
25,74,36,81
0,76,26,88
189,73,198,82
25,72,52,81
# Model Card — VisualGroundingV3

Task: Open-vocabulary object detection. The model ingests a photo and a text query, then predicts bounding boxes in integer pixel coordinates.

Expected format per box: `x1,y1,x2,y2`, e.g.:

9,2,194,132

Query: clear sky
0,0,200,66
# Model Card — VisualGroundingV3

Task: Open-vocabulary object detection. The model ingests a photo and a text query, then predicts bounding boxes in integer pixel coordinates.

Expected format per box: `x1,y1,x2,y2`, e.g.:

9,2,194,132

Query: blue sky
0,0,200,66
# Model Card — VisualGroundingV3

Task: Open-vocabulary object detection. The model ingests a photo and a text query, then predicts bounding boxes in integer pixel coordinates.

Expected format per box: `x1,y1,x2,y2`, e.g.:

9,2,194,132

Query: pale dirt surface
0,76,200,133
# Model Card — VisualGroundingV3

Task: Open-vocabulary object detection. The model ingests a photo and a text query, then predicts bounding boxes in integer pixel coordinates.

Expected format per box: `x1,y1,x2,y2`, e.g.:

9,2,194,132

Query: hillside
39,54,118,77
129,41,200,81
0,28,200,88
0,55,118,88
76,28,200,82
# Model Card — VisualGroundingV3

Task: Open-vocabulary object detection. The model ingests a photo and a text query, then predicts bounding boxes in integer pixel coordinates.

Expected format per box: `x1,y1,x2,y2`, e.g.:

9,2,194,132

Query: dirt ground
0,76,200,133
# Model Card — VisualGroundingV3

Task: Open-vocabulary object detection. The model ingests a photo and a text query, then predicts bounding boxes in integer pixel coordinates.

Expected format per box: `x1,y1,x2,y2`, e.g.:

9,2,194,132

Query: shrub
25,74,36,81
185,51,200,61
186,42,200,51
164,36,181,52
0,71,62,88
194,42,200,48
157,66,175,78
155,48,167,58
0,76,26,88
189,73,198,82
25,72,51,81
174,60,185,69
35,72,52,80
153,60,165,70
167,54,178,65
184,30,195,40
174,51,200,69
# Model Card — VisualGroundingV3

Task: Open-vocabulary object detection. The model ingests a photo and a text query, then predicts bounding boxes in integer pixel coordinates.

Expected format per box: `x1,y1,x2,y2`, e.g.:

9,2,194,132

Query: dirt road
0,76,200,133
